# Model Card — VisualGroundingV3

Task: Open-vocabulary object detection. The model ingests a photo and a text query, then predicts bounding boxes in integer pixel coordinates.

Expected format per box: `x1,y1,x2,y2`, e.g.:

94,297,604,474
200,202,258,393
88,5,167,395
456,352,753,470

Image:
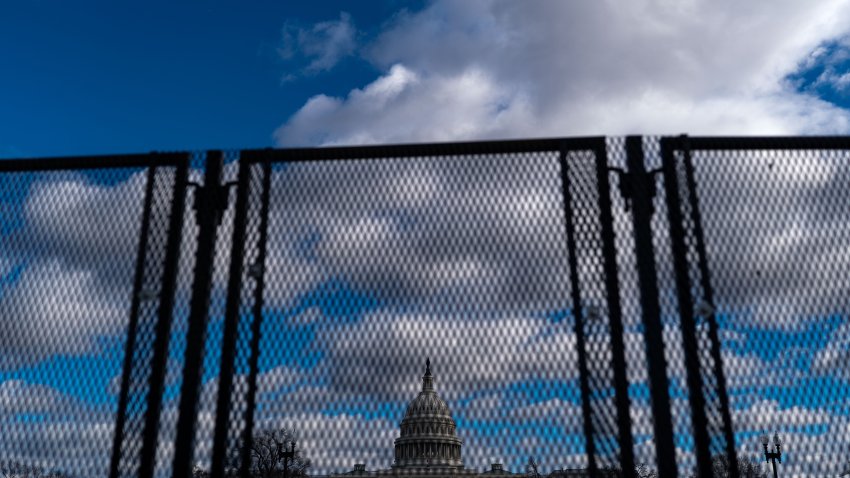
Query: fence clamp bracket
187,180,238,226
607,166,663,214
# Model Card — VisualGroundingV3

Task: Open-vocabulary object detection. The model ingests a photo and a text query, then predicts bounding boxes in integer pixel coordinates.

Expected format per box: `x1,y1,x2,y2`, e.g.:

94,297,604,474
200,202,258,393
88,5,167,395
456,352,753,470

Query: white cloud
275,0,850,146
689,148,850,327
311,311,579,403
0,170,148,368
6,3,850,473
261,152,574,313
0,380,115,477
812,321,850,379
275,64,535,146
730,400,850,477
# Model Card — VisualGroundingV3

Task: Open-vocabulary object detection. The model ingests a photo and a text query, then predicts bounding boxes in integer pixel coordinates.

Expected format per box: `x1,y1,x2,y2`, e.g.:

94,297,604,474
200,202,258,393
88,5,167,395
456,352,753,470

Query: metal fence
0,137,848,478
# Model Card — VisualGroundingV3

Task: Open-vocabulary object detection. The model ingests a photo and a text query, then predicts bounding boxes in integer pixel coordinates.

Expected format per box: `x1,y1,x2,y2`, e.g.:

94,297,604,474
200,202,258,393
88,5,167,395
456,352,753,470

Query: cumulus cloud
6,3,850,475
0,170,148,368
792,36,850,94
730,400,850,477
687,148,850,327
276,64,535,145
261,151,577,313
275,0,850,146
314,311,579,403
812,321,850,379
1,380,115,477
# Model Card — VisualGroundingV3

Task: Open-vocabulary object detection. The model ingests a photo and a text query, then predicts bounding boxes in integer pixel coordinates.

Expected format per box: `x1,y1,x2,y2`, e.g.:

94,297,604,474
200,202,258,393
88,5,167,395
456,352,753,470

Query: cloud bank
275,0,850,146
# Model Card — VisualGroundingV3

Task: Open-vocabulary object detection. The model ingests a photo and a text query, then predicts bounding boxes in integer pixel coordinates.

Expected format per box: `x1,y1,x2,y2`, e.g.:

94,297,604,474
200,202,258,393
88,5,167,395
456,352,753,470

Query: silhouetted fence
1,137,848,478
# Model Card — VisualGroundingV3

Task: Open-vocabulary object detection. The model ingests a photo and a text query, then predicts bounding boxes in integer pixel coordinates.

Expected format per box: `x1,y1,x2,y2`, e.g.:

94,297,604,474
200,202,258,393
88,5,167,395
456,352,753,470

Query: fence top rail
662,135,850,151
0,152,190,172
241,136,606,163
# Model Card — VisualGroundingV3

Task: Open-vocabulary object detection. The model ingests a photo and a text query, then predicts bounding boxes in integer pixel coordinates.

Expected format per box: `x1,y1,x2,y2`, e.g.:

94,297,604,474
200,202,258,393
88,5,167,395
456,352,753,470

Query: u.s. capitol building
323,359,608,478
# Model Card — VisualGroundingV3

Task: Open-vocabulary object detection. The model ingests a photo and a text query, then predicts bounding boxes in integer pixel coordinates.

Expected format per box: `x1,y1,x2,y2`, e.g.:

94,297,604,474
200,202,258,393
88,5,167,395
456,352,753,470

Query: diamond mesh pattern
672,141,850,477
4,138,846,478
644,137,699,477
201,141,638,478
0,156,188,478
672,149,731,464
184,150,241,472
563,149,630,473
117,165,182,478
217,159,270,476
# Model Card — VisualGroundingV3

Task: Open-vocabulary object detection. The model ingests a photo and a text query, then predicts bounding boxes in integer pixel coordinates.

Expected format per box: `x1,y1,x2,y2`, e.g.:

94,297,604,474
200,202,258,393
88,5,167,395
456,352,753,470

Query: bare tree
238,428,310,478
730,455,768,478
597,457,657,478
0,460,72,478
688,453,768,478
633,462,658,478
192,464,211,478
193,428,310,478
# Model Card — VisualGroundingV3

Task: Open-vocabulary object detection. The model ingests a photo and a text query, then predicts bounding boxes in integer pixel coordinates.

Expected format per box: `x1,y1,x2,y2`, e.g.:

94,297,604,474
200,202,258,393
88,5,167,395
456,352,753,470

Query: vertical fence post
664,136,740,478
624,136,678,477
109,165,157,478
239,158,273,478
557,144,598,477
594,142,636,478
209,154,252,478
681,138,740,478
172,151,228,478
661,137,713,478
139,158,190,478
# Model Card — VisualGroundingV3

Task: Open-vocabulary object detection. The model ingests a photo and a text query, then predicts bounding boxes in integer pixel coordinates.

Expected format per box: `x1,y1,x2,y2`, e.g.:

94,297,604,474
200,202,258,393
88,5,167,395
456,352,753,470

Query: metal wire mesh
211,141,634,478
0,156,188,478
3,137,848,478
562,148,633,475
605,137,660,477
184,151,242,471
668,139,850,477
645,137,701,478
116,165,184,478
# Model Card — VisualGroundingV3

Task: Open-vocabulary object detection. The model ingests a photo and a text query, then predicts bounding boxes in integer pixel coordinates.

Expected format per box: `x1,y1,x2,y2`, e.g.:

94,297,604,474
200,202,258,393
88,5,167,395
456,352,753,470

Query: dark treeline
0,459,74,478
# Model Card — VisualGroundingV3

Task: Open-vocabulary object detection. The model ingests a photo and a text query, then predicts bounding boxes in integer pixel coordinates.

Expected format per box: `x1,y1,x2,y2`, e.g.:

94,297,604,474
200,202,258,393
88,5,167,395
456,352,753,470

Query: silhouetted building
321,360,603,478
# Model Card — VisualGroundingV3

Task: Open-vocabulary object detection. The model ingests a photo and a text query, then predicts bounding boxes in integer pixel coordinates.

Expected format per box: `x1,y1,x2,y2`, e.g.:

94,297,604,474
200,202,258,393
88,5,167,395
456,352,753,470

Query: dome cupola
394,359,463,469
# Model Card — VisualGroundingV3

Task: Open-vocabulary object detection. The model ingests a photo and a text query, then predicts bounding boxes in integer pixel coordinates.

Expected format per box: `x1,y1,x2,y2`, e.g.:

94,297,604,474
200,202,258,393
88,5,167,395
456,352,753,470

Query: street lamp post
762,433,781,478
281,440,296,478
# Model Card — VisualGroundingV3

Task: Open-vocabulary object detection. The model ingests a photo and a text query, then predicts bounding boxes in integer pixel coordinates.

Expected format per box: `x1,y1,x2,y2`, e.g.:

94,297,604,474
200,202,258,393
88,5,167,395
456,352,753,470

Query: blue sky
3,0,848,160
2,1,850,477
0,1,422,158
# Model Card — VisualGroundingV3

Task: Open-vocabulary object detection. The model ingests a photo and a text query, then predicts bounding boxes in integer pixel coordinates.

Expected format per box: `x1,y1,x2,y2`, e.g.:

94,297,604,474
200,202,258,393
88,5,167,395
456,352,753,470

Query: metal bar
0,152,186,172
139,156,190,478
209,154,253,478
556,144,598,477
679,136,740,478
240,137,605,164
679,136,850,151
172,151,226,478
594,142,635,478
660,138,712,477
624,136,677,478
239,159,272,478
108,165,157,478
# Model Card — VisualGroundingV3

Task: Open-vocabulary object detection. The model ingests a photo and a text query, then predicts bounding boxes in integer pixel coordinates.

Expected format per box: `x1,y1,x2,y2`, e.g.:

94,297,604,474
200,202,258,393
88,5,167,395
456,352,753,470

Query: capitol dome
394,359,463,469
